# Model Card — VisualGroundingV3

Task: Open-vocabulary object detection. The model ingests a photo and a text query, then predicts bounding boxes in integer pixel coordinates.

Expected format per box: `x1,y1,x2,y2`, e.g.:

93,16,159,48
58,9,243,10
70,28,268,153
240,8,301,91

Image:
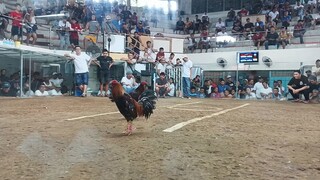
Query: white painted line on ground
163,103,250,133
62,111,119,121
167,101,201,108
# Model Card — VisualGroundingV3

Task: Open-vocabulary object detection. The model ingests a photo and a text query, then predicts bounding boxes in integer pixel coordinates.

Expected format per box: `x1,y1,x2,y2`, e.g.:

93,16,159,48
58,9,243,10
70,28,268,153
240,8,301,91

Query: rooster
109,80,157,135
130,81,149,101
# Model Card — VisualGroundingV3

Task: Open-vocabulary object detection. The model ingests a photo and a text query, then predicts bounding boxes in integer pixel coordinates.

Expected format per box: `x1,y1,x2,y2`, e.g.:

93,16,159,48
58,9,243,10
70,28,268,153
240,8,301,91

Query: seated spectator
155,72,169,98
268,7,280,25
193,15,202,34
211,87,222,98
121,72,137,94
277,80,286,95
22,82,34,97
303,10,315,29
0,81,16,97
272,87,282,100
238,6,249,17
145,26,151,35
281,11,291,29
202,79,213,97
187,33,197,53
199,29,210,53
265,16,276,31
308,75,319,95
189,87,198,98
225,75,235,90
192,75,201,91
293,20,306,44
218,79,230,94
201,12,209,27
312,59,320,82
197,87,206,98
224,90,233,98
167,77,175,97
231,21,243,39
309,89,319,103
264,26,279,50
252,30,265,50
294,1,304,20
156,47,165,62
216,28,228,48
35,84,49,97
215,18,225,33
136,21,145,35
175,17,185,34
254,17,265,32
184,17,193,34
279,27,291,49
244,87,256,100
315,12,320,25
260,82,273,99
44,72,63,96
83,15,100,50
287,70,310,103
243,18,254,40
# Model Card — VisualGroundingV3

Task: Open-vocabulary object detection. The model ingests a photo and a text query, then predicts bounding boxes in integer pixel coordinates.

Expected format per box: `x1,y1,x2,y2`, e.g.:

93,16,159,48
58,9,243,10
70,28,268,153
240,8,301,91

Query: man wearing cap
155,72,169,98
225,75,235,90
182,57,193,99
287,70,310,103
253,76,264,99
121,72,137,94
0,82,16,97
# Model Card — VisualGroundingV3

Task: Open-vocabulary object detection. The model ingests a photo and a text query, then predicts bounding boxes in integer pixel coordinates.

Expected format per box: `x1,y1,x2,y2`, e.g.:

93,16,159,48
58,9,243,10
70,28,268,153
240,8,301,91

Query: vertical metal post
49,27,52,49
19,51,24,97
206,0,209,13
29,55,32,92
236,52,239,99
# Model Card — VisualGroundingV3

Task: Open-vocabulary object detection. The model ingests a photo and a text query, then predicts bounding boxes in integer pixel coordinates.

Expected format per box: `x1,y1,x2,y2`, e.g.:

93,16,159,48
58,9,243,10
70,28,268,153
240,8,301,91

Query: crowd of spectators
181,0,320,52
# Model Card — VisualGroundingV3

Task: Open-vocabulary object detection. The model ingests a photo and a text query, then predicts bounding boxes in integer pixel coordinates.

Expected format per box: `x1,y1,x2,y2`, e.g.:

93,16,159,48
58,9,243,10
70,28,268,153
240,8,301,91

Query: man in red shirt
10,3,23,41
69,18,81,48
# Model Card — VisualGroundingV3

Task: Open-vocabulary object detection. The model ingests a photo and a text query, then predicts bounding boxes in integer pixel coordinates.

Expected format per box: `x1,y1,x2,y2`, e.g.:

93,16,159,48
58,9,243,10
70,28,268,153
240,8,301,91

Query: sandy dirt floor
0,96,319,180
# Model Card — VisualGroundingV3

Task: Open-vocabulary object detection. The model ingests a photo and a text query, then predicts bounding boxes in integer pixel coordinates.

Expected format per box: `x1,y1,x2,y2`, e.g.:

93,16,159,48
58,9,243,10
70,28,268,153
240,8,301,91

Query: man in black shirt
155,72,169,98
287,70,310,103
264,26,279,50
94,49,114,96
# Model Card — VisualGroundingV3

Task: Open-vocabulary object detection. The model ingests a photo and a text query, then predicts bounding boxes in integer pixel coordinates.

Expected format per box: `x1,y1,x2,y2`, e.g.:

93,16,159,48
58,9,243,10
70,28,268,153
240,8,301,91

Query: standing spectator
58,17,72,50
167,77,175,97
268,7,280,25
64,46,93,97
253,76,264,99
94,49,114,97
0,0,9,34
83,14,100,50
182,57,193,99
10,3,23,42
129,32,142,58
293,20,306,44
287,70,310,103
264,26,279,50
24,8,37,45
156,58,167,77
70,18,81,48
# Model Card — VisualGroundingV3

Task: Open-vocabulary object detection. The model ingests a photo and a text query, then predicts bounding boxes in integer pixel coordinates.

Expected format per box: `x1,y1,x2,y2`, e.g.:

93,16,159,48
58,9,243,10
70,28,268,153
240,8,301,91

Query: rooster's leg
123,121,136,135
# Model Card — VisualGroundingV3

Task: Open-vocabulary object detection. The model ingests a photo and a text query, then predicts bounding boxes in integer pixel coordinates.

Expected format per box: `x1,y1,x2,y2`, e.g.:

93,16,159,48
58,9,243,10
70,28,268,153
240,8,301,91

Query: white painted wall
186,48,320,71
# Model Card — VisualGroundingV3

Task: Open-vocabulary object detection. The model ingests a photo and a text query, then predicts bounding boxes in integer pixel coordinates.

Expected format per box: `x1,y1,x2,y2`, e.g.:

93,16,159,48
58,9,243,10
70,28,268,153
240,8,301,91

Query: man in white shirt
215,18,225,33
35,85,49,97
260,82,273,99
312,59,320,82
182,57,193,99
64,46,93,97
121,72,137,93
58,17,72,50
253,76,264,99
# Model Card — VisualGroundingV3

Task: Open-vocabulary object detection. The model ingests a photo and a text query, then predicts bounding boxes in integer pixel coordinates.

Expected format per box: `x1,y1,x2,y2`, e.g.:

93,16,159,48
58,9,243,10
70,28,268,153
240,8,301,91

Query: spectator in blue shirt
218,79,230,93
111,15,123,33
